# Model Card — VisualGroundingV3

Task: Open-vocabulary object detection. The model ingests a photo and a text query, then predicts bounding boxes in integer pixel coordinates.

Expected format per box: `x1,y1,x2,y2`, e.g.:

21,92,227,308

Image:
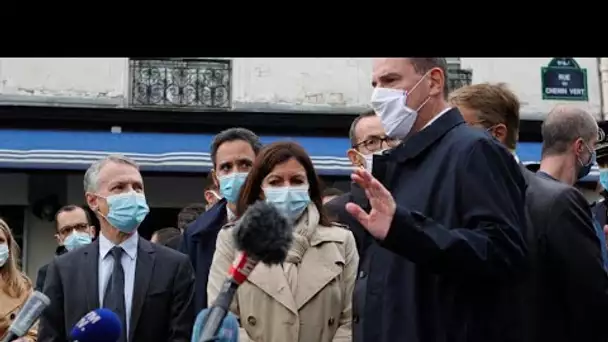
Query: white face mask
357,149,388,174
0,243,8,267
371,73,430,139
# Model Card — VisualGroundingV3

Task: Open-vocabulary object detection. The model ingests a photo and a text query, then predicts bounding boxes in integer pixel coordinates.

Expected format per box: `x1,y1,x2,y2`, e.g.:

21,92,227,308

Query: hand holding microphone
199,200,293,342
1,291,50,342
191,308,239,342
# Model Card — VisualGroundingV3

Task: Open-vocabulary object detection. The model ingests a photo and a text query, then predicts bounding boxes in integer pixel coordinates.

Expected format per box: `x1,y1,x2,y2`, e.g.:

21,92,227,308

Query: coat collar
189,199,228,240
391,107,465,163
246,226,346,315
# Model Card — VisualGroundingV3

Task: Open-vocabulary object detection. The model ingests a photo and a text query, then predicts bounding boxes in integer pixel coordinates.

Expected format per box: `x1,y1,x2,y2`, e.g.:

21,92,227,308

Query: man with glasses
35,204,96,291
325,109,400,342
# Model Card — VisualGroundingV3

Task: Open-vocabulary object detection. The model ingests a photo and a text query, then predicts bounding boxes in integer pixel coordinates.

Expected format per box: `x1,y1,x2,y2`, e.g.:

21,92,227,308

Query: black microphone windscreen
233,200,293,265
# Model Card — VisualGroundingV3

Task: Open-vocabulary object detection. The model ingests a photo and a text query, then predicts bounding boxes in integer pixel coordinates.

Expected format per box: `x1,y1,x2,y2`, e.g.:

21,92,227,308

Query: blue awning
0,129,597,180
0,129,353,176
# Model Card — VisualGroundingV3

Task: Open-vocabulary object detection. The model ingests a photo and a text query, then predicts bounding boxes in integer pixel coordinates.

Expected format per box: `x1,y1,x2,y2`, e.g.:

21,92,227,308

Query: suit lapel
83,240,100,311
129,237,155,342
247,264,298,315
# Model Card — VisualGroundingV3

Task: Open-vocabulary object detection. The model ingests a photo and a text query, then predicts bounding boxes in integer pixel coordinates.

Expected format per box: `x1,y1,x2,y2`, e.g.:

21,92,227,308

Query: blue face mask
64,231,92,251
0,243,8,267
102,191,150,233
600,170,608,190
218,172,248,204
578,146,596,180
264,185,311,221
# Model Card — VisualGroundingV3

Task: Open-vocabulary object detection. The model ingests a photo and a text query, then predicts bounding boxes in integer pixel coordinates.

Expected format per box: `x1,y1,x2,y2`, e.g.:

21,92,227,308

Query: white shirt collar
422,107,452,130
226,206,236,221
513,153,520,163
99,231,139,260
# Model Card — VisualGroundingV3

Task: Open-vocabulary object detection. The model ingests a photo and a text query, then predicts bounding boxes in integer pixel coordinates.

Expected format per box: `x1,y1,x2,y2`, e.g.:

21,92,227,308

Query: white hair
83,154,139,193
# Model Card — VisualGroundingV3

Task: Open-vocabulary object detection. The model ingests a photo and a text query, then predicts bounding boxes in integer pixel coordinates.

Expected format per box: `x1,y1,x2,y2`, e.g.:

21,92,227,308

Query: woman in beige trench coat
208,141,359,342
0,218,37,342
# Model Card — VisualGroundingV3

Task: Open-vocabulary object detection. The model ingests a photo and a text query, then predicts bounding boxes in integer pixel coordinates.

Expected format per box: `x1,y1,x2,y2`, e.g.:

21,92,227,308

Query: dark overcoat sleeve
381,138,527,281
546,188,608,339
168,254,196,342
38,260,66,342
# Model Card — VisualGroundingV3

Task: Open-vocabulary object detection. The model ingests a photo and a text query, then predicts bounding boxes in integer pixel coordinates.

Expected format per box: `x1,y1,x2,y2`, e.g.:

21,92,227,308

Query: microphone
1,291,50,342
69,308,121,342
191,308,239,342
199,200,293,342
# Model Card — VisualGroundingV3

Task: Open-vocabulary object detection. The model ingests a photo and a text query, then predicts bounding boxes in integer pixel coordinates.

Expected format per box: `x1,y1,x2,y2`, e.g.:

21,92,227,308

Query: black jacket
521,170,608,342
358,108,528,342
178,199,228,312
35,245,67,292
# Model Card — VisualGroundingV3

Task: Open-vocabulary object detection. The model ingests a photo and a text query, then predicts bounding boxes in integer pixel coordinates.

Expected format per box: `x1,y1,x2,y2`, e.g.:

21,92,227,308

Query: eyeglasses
354,136,400,153
58,223,89,236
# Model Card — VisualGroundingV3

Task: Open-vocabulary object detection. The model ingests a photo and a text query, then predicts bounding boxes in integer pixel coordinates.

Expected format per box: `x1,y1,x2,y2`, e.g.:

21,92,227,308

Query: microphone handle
199,278,239,342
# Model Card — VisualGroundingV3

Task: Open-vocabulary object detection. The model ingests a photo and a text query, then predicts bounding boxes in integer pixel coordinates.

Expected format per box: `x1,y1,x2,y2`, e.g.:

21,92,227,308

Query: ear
492,124,508,145
85,192,98,212
428,67,445,98
347,149,364,168
54,233,62,245
89,226,96,237
204,190,215,205
574,137,585,155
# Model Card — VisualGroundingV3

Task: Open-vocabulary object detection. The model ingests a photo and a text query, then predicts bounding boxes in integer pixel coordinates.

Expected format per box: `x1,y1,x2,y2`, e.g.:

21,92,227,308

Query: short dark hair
210,128,263,167
407,58,449,99
152,227,181,245
236,141,331,227
55,205,91,232
541,105,598,157
204,173,217,191
322,187,344,198
349,109,377,147
177,203,207,231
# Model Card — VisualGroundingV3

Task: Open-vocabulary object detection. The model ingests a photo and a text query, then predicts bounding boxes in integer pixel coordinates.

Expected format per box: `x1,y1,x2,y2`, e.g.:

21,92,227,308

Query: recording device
69,308,121,342
1,291,50,342
199,200,293,342
191,308,239,342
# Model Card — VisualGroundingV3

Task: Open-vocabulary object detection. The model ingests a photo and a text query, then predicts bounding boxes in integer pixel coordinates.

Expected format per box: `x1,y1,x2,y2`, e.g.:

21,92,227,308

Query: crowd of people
1,57,608,342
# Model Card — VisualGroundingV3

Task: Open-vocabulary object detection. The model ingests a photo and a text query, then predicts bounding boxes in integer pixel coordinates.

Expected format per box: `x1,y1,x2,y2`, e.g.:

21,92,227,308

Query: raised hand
345,168,396,240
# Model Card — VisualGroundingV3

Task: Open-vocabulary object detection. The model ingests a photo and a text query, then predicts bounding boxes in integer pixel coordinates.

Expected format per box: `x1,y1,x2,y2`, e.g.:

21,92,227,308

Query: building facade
0,57,602,280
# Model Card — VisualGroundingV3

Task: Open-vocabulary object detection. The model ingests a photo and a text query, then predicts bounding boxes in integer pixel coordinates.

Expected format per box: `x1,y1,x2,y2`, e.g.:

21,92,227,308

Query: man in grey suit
39,154,195,342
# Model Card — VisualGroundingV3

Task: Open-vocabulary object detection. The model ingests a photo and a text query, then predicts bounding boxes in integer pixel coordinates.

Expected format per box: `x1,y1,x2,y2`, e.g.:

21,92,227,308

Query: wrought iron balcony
129,58,231,109
447,68,473,93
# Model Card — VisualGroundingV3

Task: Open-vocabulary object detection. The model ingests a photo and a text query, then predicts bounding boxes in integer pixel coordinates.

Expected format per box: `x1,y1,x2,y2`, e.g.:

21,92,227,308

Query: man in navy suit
179,128,262,313
344,58,528,342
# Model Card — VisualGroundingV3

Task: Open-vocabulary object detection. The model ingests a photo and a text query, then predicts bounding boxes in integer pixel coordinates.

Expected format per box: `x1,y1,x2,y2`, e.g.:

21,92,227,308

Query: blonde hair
449,82,521,150
0,218,30,298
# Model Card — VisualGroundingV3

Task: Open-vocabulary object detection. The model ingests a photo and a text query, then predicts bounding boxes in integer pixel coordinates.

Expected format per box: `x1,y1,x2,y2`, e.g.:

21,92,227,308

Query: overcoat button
247,316,257,326
328,317,335,326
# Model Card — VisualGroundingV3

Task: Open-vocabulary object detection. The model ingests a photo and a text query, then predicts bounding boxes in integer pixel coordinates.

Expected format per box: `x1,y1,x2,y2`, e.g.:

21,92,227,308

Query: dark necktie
103,246,127,342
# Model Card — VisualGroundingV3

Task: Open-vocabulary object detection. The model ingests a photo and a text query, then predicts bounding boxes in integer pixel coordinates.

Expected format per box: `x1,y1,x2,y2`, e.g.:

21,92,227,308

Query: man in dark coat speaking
345,58,528,342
